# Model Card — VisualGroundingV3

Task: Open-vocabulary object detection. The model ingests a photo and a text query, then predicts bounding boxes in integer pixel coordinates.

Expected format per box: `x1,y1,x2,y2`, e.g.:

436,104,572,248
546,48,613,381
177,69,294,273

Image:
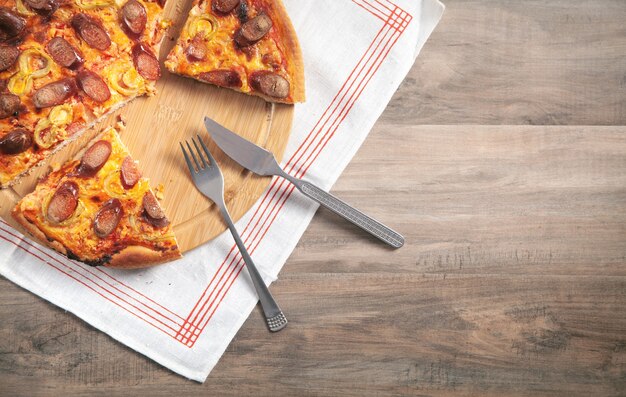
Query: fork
180,136,287,332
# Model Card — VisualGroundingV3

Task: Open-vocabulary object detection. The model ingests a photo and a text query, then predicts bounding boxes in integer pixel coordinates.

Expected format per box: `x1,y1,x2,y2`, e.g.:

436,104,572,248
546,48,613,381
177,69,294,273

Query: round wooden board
115,83,293,254
0,0,294,254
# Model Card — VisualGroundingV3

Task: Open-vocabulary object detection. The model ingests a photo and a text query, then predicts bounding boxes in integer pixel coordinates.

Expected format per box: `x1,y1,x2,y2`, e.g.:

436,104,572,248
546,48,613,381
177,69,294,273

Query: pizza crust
13,194,181,269
11,206,69,257
107,245,182,269
13,207,181,268
266,0,306,103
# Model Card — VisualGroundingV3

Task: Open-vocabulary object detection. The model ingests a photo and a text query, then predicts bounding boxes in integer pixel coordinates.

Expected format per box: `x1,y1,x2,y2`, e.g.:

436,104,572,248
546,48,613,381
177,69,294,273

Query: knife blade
203,116,404,248
203,116,281,176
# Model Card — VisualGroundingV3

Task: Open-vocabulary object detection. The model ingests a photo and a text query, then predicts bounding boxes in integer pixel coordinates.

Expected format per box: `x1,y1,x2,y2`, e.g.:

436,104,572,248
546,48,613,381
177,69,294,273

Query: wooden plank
291,125,626,276
382,0,626,125
0,274,624,396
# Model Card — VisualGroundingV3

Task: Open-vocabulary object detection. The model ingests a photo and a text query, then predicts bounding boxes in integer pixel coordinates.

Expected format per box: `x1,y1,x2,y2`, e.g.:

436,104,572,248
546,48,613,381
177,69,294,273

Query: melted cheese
18,127,178,262
165,1,290,95
0,0,167,186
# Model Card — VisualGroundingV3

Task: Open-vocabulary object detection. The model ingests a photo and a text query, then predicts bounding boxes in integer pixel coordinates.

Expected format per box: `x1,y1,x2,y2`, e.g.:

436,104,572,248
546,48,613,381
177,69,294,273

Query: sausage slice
0,128,31,154
0,8,26,41
0,93,20,119
32,78,78,109
71,13,111,51
142,191,169,228
24,0,59,18
249,71,289,99
235,13,272,47
212,0,239,14
186,35,207,62
0,45,19,71
120,0,147,37
94,198,123,238
197,70,242,88
75,140,111,177
77,70,111,103
46,37,83,69
120,156,141,189
47,181,79,224
132,43,160,80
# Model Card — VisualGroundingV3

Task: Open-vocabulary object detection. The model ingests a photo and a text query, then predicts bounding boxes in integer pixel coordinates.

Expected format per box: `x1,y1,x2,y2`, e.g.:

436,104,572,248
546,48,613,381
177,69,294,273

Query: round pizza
4,0,306,268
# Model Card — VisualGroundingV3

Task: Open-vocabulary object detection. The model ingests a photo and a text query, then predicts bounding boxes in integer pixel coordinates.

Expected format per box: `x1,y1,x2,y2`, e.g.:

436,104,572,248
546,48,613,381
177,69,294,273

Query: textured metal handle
298,181,404,248
219,204,287,332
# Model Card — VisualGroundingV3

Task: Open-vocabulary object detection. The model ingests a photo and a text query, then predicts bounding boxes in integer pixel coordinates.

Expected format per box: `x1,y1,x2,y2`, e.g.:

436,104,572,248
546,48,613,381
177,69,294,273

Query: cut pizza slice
12,126,181,268
165,0,305,104
0,0,169,187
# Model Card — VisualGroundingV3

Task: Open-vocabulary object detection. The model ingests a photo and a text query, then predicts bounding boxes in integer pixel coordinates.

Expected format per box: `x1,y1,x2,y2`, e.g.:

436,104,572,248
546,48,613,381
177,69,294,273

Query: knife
204,117,405,248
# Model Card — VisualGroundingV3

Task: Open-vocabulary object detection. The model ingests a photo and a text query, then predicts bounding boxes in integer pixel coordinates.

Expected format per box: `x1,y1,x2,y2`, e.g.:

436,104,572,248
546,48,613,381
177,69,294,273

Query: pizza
0,0,168,187
12,126,181,268
165,0,304,104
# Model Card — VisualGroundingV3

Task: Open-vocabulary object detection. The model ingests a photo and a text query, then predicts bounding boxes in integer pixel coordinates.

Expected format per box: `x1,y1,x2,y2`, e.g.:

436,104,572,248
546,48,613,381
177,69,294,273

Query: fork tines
180,135,218,173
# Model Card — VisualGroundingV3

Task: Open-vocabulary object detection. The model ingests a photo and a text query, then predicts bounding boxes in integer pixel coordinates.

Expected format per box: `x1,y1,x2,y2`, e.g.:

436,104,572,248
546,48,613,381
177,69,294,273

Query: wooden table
1,1,625,395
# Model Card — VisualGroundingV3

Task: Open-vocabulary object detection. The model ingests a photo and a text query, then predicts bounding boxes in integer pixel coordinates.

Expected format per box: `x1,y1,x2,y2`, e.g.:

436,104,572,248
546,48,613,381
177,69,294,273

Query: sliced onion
48,104,73,126
7,73,32,96
102,169,125,197
109,67,143,96
53,7,72,19
8,48,52,95
19,48,52,79
188,14,218,41
34,104,73,148
103,169,148,198
34,124,59,149
128,213,137,229
122,68,142,89
75,0,115,10
144,231,175,242
16,0,36,16
34,118,51,139
128,213,173,242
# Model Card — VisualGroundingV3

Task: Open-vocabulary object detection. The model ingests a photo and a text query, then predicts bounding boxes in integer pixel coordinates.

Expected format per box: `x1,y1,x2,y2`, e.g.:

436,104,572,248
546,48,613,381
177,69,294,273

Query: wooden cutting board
0,0,294,253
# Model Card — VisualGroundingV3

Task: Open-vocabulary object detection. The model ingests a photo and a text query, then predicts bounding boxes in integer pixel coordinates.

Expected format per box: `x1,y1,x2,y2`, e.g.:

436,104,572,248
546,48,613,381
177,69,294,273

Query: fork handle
282,175,404,248
218,205,287,332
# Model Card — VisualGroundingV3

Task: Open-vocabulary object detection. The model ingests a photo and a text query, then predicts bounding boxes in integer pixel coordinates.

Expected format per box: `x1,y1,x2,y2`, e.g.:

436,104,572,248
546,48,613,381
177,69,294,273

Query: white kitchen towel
0,0,444,382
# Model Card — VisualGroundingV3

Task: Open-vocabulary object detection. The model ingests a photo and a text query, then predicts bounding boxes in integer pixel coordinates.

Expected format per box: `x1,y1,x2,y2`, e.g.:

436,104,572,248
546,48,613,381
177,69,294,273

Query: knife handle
294,180,404,248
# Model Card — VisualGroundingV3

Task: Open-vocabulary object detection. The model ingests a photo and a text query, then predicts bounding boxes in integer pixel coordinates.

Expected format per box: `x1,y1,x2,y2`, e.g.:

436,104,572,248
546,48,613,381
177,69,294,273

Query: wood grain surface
1,0,625,396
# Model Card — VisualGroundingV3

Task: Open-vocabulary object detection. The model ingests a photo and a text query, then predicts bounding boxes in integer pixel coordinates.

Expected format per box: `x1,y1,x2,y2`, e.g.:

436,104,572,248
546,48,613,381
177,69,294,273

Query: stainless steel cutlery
180,136,287,332
179,119,405,331
204,116,405,248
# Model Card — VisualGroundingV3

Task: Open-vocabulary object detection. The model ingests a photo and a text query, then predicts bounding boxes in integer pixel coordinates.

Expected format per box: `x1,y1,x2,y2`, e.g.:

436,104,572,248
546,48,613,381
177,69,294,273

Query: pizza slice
165,0,305,104
0,0,169,187
12,126,181,268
